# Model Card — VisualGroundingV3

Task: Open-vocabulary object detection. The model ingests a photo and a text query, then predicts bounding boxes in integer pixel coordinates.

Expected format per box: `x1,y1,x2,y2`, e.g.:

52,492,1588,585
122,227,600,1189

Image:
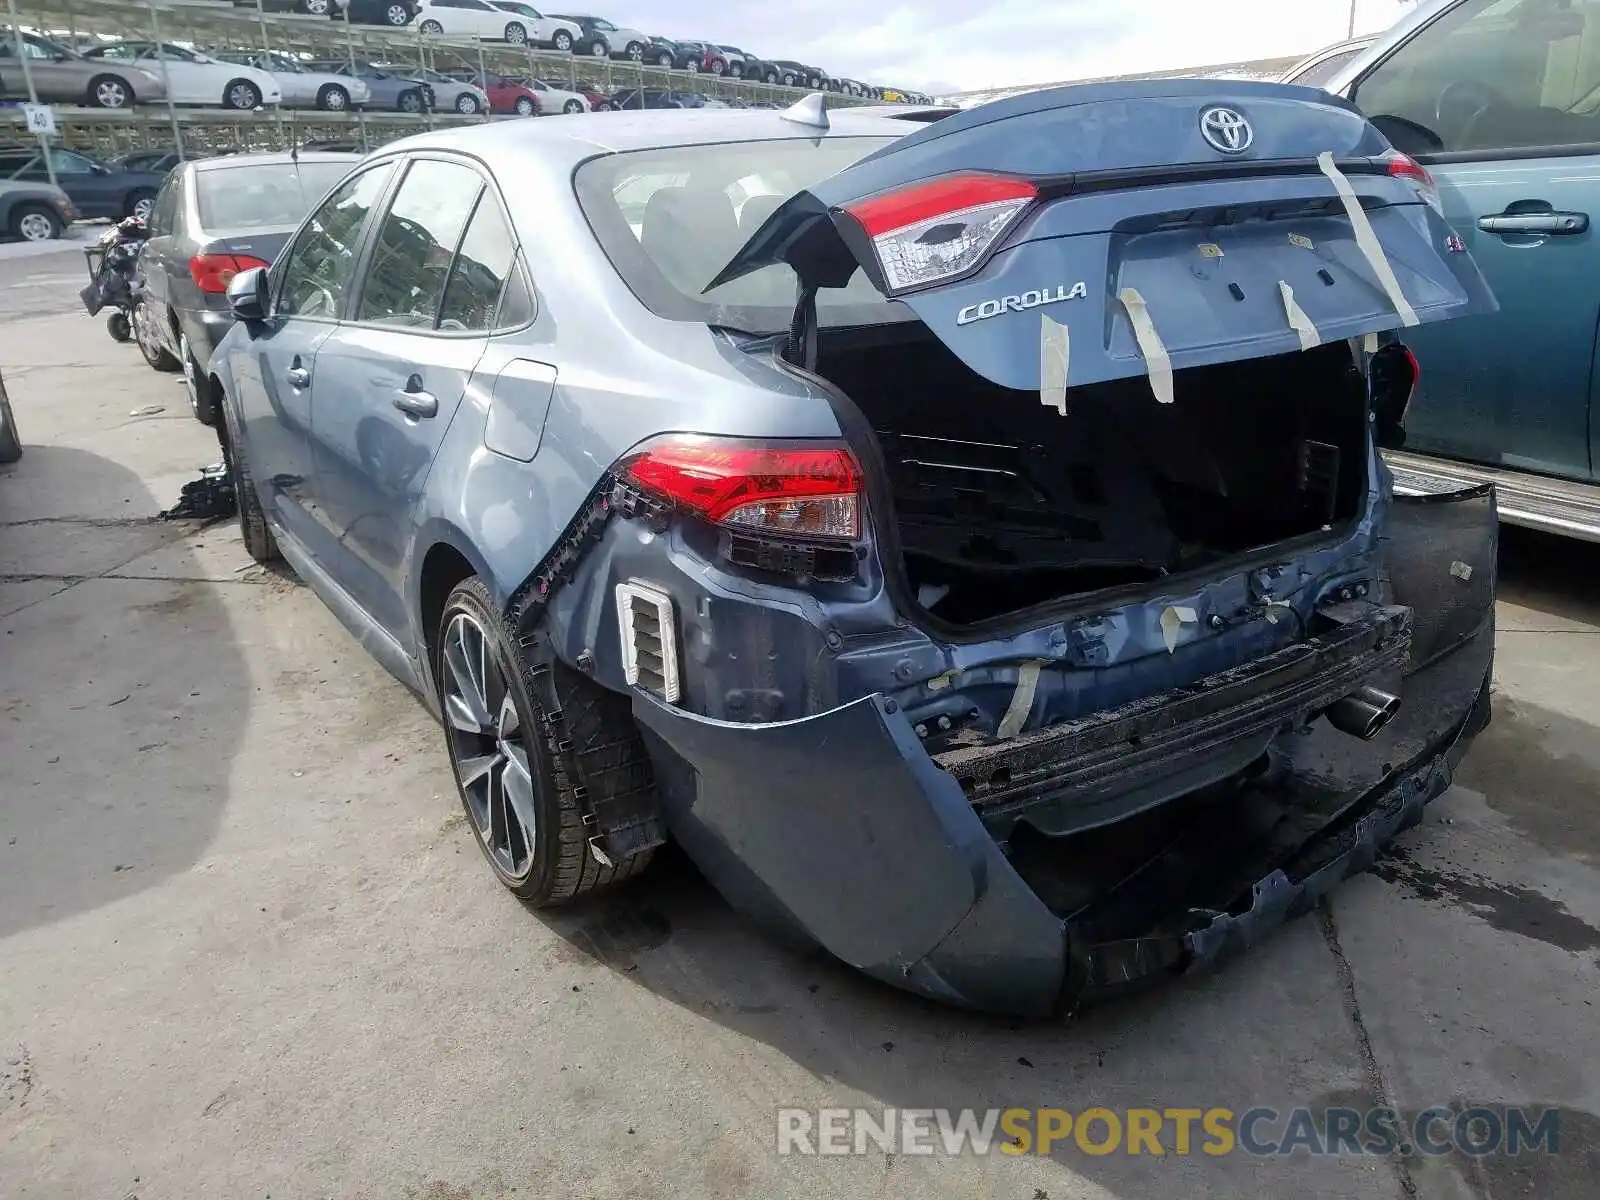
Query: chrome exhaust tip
1325,685,1402,741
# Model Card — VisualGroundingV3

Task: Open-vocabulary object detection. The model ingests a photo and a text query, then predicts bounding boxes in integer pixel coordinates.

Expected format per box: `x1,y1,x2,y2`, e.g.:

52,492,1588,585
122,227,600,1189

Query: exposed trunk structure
817,325,1370,626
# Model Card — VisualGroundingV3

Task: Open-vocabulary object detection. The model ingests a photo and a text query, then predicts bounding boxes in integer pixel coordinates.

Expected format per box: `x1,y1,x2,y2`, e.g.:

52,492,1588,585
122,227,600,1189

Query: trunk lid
715,80,1497,394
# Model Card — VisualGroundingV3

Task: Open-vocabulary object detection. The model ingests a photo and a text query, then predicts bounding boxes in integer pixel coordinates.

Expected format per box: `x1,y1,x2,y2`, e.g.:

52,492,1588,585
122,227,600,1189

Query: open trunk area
818,325,1370,626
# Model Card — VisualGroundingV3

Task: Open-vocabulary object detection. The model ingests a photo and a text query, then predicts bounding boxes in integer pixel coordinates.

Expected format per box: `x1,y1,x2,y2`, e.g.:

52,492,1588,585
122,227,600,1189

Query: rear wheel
181,334,217,427
220,386,279,563
11,203,62,242
436,576,655,904
127,189,156,222
317,83,350,111
89,74,132,108
132,299,179,371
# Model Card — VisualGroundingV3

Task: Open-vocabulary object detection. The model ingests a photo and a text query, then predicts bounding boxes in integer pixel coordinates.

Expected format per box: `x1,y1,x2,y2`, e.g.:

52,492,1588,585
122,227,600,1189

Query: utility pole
5,0,58,190
1349,0,1359,38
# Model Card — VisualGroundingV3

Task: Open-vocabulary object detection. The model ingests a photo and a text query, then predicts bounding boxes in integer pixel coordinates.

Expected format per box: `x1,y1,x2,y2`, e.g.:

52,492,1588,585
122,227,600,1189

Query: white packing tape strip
1364,331,1380,353
1040,313,1070,415
1118,287,1175,404
1317,151,1419,327
996,661,1042,740
1279,281,1322,351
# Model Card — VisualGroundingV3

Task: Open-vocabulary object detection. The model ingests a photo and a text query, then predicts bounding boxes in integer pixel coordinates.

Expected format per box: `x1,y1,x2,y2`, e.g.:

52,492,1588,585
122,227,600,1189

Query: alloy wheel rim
591,43,606,57
387,4,407,22
457,94,476,113
18,213,53,241
326,88,347,110
508,25,525,43
229,83,256,108
442,612,537,880
133,197,153,221
98,81,127,107
555,33,570,49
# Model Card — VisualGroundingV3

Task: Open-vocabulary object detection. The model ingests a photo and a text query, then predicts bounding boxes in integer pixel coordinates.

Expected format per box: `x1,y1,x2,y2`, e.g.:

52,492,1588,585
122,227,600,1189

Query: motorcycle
79,215,148,344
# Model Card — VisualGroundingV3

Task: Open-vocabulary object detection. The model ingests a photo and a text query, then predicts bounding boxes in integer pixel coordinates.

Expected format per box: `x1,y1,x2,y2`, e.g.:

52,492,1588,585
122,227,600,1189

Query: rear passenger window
1353,0,1600,155
355,158,483,329
277,162,395,319
438,194,524,331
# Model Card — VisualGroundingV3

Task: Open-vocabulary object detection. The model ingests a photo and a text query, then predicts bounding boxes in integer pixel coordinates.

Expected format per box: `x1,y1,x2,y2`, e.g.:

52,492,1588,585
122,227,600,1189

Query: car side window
1288,47,1364,89
1352,0,1600,155
354,158,483,329
149,175,180,235
276,162,396,320
438,192,525,331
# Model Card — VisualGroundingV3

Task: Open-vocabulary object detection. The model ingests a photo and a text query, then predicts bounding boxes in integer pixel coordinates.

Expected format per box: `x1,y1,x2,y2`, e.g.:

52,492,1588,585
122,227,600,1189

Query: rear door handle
393,384,438,419
1476,211,1588,235
286,365,311,388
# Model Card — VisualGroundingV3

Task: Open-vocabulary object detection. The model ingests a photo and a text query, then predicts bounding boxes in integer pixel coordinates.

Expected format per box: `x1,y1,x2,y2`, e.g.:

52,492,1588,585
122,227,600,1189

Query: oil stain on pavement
1374,846,1600,956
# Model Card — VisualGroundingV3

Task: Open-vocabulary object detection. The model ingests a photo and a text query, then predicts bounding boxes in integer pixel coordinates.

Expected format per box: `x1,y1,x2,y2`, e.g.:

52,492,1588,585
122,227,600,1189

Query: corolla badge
1199,106,1253,154
956,281,1087,326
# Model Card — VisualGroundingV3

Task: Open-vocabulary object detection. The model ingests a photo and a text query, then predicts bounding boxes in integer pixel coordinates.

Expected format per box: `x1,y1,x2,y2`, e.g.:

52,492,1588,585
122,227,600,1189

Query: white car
415,0,538,44
82,40,281,109
488,2,583,50
527,78,589,113
215,50,372,112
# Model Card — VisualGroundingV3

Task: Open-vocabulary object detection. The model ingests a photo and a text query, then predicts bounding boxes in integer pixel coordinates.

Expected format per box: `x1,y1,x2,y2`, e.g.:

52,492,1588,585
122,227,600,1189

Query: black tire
398,89,423,114
132,299,180,371
562,99,582,114
514,96,535,116
589,40,609,58
654,52,672,67
436,576,655,904
107,311,132,342
781,72,796,86
505,21,527,44
126,189,156,222
455,91,482,114
219,385,280,563
624,41,645,61
552,30,573,51
419,19,443,33
224,78,262,110
0,381,20,465
181,334,218,427
88,73,132,109
382,2,411,25
10,202,62,242
316,83,350,111
765,70,779,84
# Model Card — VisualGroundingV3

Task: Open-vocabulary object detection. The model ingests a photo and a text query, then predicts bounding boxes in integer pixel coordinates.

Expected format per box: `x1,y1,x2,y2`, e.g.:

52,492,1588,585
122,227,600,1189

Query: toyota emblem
1199,106,1253,154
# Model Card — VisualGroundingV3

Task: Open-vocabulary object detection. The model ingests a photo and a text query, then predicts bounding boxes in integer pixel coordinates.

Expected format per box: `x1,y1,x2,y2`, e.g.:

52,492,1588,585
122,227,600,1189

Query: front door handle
286,365,311,388
393,385,438,419
1476,210,1589,236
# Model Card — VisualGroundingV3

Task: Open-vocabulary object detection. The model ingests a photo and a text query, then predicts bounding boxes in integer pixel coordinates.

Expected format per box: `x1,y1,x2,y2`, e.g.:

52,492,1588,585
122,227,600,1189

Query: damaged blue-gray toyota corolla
209,78,1500,1016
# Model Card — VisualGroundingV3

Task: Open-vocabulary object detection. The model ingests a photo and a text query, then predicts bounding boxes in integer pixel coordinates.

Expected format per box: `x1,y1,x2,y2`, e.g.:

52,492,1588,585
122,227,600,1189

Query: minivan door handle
1476,210,1588,236
286,363,311,388
393,377,438,419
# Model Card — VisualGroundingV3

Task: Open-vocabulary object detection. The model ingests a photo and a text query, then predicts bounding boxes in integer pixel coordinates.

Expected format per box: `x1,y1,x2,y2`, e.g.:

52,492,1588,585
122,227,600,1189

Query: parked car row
227,0,933,99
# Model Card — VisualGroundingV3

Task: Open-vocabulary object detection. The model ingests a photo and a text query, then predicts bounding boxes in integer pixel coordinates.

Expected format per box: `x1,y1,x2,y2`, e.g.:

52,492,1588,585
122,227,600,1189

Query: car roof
191,150,362,172
369,102,920,166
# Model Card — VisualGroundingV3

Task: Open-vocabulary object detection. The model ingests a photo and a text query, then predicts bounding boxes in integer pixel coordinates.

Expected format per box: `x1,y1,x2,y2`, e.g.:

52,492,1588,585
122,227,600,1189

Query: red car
580,86,611,111
481,74,543,116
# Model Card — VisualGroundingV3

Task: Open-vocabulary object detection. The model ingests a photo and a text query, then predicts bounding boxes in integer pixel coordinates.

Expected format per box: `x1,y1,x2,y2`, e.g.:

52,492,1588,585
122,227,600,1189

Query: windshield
575,136,905,334
197,161,353,232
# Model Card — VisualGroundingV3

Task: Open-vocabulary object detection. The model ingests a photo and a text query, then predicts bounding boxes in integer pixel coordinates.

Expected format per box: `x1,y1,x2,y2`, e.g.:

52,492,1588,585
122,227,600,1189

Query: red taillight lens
190,253,269,294
621,436,863,540
841,173,1037,295
1383,151,1440,210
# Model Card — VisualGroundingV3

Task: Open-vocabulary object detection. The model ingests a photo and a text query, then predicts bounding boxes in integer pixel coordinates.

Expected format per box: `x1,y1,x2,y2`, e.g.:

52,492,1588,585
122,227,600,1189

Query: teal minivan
1295,0,1600,539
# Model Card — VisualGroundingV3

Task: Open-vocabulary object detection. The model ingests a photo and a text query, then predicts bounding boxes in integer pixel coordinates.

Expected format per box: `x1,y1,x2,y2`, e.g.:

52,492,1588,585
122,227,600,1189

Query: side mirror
227,266,269,324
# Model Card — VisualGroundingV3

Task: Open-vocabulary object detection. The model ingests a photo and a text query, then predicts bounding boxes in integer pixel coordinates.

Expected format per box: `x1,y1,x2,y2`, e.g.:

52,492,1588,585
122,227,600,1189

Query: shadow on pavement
0,445,248,940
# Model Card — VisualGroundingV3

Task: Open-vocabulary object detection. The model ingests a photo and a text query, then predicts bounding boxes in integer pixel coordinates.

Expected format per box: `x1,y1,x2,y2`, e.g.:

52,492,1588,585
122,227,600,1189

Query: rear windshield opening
574,134,908,335
815,326,1371,627
196,160,352,232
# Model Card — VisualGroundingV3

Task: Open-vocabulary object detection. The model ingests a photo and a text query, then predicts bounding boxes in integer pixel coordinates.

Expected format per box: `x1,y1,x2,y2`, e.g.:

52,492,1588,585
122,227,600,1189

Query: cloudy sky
612,0,1418,94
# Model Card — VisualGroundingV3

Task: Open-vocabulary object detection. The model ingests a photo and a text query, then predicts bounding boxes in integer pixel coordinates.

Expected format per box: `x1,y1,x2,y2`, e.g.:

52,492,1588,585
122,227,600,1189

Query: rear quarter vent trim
615,581,682,704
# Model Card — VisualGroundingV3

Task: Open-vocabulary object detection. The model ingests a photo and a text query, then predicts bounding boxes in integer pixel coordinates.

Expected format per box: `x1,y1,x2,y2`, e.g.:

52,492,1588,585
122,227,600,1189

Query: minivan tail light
190,253,269,294
620,436,863,540
839,173,1037,295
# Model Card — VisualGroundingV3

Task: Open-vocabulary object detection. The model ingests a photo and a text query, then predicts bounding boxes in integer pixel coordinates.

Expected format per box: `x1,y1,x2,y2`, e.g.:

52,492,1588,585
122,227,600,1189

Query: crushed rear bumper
630,486,1498,1016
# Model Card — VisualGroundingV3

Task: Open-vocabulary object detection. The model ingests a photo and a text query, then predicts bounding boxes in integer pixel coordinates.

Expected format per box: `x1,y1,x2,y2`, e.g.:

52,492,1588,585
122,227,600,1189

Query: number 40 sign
23,104,57,136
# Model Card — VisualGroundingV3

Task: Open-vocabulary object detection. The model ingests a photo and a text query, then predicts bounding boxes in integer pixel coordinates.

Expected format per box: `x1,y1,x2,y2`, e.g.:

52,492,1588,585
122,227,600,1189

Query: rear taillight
620,436,863,540
839,173,1037,295
1383,151,1441,211
190,253,269,294
1369,341,1419,448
